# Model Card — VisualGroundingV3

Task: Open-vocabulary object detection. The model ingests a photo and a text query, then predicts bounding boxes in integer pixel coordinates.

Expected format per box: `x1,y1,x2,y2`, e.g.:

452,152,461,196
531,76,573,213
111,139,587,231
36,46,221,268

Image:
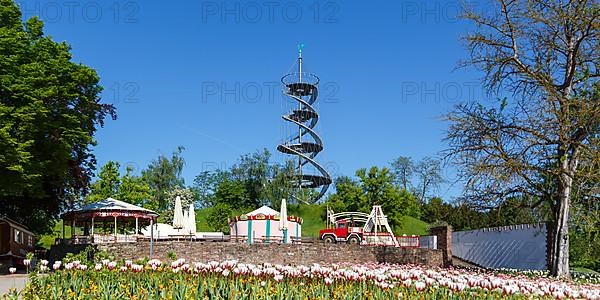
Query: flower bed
4,259,600,299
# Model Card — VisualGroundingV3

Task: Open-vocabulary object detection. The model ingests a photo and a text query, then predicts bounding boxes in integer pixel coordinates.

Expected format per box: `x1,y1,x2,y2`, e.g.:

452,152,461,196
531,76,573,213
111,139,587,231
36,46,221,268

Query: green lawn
38,220,71,249
572,267,600,274
288,204,326,239
395,215,430,236
194,208,212,232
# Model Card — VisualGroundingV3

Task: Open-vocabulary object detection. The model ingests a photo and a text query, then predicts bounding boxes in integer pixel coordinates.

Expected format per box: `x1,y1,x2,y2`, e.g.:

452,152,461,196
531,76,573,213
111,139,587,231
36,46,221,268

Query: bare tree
445,0,599,277
390,156,414,190
414,157,444,203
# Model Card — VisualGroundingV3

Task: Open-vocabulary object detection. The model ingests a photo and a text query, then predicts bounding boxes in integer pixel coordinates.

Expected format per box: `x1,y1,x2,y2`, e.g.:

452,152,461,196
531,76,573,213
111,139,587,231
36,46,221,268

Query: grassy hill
194,208,212,232
395,215,430,236
288,204,326,239
39,220,71,249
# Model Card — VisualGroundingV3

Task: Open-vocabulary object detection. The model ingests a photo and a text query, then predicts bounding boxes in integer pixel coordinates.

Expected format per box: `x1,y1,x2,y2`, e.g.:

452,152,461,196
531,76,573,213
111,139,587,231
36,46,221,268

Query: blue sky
17,0,490,200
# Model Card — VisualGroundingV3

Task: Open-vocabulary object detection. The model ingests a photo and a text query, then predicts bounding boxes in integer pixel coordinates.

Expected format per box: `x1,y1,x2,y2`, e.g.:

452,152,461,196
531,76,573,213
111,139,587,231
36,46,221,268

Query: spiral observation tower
277,46,332,202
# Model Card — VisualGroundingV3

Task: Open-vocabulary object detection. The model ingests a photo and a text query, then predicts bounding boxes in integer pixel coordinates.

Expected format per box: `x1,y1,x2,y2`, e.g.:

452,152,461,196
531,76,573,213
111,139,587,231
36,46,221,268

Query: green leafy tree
486,196,539,227
263,161,296,209
193,149,296,209
230,149,270,205
570,157,600,271
87,161,121,203
213,179,252,210
142,146,185,211
205,203,236,233
160,187,196,224
116,166,151,206
357,167,420,225
422,197,450,223
193,170,228,207
326,167,421,230
446,203,489,231
325,176,364,213
0,1,116,233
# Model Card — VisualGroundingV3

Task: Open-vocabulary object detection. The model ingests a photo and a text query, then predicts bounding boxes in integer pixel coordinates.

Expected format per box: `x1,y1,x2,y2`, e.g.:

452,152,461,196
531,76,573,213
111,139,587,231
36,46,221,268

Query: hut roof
247,206,279,216
0,216,35,236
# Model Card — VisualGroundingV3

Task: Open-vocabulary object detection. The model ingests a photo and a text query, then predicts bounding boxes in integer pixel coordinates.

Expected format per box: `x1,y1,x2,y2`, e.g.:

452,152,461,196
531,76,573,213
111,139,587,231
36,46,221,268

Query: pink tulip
132,264,143,273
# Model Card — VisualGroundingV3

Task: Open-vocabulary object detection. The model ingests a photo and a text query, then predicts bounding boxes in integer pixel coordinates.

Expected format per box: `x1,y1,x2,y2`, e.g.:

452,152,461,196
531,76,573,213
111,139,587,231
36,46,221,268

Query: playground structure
319,206,420,248
277,45,332,203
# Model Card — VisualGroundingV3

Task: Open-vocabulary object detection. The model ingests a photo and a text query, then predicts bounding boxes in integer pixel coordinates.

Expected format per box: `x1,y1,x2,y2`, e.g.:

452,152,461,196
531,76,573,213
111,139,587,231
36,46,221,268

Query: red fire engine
318,206,419,247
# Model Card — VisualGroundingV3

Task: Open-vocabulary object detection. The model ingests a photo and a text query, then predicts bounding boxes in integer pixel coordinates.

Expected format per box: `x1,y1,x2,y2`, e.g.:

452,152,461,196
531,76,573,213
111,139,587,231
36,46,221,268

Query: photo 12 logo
201,1,339,24
400,1,499,23
17,1,139,23
200,81,340,104
108,82,140,104
400,81,481,103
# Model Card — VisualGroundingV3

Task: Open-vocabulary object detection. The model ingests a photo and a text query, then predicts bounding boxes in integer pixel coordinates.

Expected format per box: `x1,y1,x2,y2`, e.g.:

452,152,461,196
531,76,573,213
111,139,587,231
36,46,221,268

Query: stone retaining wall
99,242,443,267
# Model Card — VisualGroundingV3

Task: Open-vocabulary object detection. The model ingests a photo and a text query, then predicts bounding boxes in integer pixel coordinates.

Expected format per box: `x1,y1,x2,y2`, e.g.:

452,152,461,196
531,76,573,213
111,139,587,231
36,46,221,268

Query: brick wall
429,225,453,267
98,242,443,267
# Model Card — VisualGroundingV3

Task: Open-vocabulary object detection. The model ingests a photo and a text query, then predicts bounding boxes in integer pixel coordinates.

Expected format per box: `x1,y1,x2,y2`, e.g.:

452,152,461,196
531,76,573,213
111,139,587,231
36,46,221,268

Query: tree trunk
546,219,555,271
550,155,576,277
551,190,570,277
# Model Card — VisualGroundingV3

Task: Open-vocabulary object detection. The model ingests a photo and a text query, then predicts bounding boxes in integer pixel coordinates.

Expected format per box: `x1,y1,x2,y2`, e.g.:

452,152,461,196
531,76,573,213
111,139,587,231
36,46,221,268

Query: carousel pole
91,217,95,243
150,218,154,259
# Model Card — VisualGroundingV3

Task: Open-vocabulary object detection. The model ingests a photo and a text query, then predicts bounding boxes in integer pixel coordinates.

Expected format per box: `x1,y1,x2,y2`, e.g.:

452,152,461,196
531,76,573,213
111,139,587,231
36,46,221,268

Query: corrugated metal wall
452,223,547,270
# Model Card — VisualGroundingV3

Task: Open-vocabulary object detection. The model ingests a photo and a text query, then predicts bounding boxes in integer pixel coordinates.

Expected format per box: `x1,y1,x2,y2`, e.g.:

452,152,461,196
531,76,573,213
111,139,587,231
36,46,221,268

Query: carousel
229,200,302,244
61,197,159,244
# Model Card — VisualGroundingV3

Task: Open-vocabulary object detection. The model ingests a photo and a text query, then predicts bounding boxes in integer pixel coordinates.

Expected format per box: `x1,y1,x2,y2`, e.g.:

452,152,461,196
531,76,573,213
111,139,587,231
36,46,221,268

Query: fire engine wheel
347,235,361,245
323,235,336,243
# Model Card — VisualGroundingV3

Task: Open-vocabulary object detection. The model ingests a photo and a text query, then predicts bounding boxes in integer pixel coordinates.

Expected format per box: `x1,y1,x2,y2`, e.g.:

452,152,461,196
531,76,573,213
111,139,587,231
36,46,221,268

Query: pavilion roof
63,197,158,219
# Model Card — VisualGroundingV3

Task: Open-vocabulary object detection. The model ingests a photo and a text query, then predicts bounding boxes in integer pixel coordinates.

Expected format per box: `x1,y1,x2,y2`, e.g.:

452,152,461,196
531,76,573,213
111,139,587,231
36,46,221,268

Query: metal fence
452,223,547,270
